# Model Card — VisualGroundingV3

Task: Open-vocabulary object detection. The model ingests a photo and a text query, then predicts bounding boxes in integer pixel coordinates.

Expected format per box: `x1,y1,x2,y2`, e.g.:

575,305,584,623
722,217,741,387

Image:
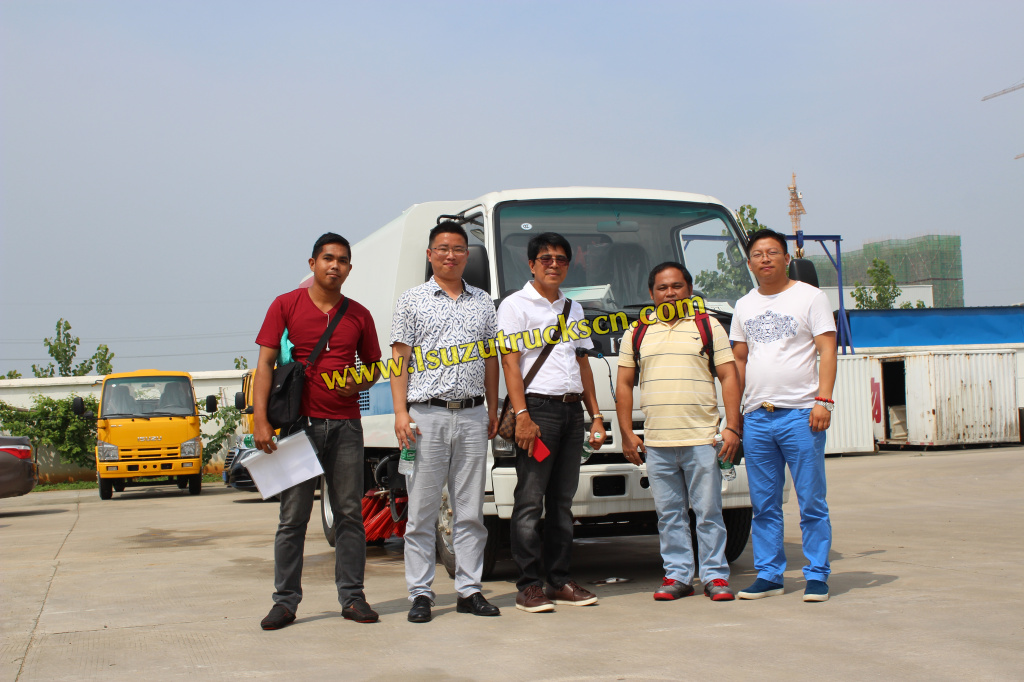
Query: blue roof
849,307,1024,347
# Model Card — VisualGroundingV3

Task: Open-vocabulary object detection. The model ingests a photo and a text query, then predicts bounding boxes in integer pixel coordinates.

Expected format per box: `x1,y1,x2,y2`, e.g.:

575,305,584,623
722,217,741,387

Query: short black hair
747,228,788,256
429,221,469,247
527,232,572,263
312,232,351,260
648,262,692,291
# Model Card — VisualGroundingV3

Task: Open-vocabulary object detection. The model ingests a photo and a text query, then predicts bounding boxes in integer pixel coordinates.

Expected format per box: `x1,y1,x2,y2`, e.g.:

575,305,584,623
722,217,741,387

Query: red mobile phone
533,437,551,462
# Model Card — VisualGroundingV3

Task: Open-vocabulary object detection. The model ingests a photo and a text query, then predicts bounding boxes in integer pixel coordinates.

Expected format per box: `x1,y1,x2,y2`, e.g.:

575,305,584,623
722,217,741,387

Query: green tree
233,356,248,370
736,204,766,235
4,370,22,379
693,204,763,301
851,259,905,309
200,405,241,466
0,395,99,469
31,319,115,377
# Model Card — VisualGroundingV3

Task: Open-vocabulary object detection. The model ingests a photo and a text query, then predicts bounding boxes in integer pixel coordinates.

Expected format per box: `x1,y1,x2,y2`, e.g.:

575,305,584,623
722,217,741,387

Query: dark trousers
273,417,366,612
511,395,584,591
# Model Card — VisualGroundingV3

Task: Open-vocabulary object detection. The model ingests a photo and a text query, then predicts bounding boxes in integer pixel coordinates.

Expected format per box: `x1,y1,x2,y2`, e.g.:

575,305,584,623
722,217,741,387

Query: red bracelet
814,397,834,403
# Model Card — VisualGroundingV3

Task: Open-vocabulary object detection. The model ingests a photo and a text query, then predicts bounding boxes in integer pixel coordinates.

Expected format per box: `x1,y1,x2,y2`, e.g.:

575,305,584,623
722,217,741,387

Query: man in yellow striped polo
614,262,743,602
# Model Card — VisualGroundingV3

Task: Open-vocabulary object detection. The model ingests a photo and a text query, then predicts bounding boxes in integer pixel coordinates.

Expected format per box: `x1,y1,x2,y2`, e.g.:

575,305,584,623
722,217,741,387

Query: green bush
0,395,98,470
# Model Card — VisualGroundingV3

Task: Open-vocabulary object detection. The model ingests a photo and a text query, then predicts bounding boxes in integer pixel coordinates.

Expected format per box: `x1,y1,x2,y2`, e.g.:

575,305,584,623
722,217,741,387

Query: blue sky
2,1,1022,374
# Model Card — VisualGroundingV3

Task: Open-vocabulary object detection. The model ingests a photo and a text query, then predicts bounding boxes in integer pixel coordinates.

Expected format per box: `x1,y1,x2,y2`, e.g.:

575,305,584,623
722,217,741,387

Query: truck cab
74,369,217,499
318,188,785,574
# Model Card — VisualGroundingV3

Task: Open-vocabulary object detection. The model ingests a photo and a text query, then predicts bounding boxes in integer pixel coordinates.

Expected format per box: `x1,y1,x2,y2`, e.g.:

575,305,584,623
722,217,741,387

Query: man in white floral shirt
390,221,500,623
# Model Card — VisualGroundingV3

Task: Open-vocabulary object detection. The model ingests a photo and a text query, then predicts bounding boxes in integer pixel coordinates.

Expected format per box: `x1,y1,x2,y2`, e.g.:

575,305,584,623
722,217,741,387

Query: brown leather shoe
545,580,598,606
515,584,554,613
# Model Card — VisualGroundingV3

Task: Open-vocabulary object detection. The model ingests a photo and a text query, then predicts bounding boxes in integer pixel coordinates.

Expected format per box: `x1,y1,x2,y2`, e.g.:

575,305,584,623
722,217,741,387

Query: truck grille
118,446,180,459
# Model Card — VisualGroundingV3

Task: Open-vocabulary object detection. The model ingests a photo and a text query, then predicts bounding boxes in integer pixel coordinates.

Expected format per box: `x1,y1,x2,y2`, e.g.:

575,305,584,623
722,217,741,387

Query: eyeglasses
430,246,468,256
749,250,784,260
535,255,569,266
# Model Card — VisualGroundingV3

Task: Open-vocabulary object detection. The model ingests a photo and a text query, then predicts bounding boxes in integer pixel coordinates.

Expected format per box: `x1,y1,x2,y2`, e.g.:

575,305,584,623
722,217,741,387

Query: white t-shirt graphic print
729,281,836,414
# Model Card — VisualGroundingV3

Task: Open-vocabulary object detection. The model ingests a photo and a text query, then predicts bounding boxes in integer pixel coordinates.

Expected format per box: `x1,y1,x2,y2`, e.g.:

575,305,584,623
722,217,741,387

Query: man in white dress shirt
496,232,605,613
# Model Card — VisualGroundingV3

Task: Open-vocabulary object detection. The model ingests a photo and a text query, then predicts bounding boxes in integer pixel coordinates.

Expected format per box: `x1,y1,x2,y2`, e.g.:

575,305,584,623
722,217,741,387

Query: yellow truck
73,369,218,500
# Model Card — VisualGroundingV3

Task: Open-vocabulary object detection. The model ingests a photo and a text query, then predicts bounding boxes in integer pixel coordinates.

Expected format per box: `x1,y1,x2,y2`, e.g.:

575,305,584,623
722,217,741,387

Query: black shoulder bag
267,298,350,429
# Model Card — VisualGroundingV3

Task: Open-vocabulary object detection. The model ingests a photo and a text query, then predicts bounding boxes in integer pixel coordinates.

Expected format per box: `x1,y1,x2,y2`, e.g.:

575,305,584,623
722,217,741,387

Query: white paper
240,431,323,500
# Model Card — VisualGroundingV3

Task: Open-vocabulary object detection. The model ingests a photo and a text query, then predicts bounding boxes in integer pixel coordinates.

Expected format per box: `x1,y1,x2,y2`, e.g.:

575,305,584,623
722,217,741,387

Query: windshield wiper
146,411,193,417
101,413,149,420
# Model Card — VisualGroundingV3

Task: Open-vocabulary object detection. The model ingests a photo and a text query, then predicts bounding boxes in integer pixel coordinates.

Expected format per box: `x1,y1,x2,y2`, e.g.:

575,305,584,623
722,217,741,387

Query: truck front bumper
97,458,201,478
491,463,753,520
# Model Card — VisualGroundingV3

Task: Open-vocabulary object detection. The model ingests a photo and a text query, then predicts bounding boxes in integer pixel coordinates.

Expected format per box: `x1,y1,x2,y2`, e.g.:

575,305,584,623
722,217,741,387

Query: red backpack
631,310,717,380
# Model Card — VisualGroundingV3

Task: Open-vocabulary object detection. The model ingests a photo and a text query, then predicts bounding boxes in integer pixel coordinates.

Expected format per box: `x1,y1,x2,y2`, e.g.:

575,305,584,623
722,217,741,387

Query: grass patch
32,472,222,492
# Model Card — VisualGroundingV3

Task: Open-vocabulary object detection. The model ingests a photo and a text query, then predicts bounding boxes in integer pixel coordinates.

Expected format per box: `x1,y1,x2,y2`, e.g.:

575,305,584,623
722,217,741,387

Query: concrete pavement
2,447,1022,681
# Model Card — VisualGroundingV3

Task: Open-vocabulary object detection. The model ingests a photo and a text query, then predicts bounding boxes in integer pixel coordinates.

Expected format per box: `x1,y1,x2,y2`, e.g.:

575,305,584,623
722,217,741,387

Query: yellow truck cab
73,370,218,500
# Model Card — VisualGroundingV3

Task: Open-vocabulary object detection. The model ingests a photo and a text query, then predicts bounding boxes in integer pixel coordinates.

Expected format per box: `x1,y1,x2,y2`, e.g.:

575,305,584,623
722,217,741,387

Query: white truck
324,187,785,577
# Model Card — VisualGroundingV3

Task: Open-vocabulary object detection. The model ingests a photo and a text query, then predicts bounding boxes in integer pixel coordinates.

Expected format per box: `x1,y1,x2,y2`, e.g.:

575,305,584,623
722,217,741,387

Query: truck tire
176,476,188,489
113,480,126,492
436,487,504,581
188,474,202,495
321,477,336,548
723,507,752,563
99,477,113,500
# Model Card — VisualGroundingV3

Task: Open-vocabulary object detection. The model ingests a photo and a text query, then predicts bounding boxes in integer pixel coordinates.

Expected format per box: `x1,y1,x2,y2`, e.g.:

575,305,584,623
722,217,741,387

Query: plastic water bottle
398,422,417,477
715,434,736,481
582,441,594,464
241,434,276,449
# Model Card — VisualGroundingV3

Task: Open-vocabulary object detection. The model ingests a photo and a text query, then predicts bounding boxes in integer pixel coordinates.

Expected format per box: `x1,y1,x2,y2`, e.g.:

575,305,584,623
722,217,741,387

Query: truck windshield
494,199,754,312
101,377,196,418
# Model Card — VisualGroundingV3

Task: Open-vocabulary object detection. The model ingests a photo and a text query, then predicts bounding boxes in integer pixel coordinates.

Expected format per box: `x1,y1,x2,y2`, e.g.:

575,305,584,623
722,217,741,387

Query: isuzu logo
138,436,162,442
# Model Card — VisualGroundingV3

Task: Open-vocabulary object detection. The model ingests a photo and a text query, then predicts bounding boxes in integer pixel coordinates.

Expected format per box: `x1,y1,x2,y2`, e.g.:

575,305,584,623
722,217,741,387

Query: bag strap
521,298,572,390
694,310,717,378
303,297,351,369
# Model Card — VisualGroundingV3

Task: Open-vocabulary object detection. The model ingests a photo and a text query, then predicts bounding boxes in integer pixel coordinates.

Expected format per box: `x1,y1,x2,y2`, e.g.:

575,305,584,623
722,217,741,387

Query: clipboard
241,430,323,500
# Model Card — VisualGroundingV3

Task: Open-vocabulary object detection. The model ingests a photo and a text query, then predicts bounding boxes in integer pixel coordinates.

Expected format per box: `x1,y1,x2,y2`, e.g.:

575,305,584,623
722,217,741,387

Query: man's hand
515,413,542,458
622,431,646,466
487,410,498,440
589,416,606,451
809,404,832,432
719,428,740,463
394,411,420,450
253,419,278,454
336,376,363,398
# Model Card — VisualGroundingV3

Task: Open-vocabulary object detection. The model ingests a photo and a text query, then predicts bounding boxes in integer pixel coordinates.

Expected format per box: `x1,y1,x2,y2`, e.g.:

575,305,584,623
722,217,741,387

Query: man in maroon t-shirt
253,232,382,631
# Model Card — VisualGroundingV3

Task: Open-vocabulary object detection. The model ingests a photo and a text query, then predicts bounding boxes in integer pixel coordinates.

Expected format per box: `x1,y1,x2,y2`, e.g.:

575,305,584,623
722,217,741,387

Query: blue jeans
645,445,729,584
511,395,584,591
743,408,830,584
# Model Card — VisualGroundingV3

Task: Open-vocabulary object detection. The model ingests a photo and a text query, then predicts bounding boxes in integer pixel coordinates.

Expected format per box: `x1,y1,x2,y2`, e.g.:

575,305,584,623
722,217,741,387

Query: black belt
526,392,583,403
417,396,485,410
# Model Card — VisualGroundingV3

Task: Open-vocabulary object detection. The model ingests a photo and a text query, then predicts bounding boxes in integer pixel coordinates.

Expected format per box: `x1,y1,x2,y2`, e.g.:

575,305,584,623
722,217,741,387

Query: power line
3,349,255,361
0,332,255,344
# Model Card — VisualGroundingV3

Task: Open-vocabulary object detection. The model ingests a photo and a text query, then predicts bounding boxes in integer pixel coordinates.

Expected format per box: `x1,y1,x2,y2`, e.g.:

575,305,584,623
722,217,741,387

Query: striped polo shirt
618,312,734,447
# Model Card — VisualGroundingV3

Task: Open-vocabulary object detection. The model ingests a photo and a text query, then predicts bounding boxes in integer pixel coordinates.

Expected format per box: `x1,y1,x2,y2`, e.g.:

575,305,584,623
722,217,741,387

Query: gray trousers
273,417,366,612
405,403,488,602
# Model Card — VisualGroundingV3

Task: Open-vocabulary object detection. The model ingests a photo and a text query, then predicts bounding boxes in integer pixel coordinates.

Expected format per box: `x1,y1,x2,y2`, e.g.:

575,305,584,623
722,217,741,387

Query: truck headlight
180,436,201,459
97,441,119,461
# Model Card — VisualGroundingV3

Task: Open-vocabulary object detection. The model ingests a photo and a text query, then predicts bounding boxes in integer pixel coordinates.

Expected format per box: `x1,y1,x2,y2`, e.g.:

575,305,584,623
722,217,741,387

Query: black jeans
511,395,585,591
273,417,366,612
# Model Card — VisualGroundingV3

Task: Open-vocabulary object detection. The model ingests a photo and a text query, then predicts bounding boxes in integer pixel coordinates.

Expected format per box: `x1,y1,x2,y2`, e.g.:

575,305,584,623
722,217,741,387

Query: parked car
222,445,259,492
0,436,38,498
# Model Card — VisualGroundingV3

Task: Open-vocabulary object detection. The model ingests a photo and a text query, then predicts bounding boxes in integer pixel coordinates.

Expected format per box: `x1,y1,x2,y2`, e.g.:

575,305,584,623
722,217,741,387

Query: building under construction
808,235,964,308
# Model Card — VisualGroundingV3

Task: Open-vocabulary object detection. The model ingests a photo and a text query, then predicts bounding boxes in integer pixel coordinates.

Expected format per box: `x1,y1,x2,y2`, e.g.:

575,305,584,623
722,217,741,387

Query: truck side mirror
788,258,819,288
463,244,491,293
72,396,85,415
235,392,246,410
206,395,218,413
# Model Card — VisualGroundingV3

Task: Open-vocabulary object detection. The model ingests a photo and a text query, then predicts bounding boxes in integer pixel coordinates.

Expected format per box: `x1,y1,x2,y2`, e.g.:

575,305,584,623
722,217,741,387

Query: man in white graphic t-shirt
729,228,837,603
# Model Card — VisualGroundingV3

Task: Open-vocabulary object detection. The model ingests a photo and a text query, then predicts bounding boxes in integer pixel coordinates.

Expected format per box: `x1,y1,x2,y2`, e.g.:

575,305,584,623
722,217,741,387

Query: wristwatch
815,398,835,412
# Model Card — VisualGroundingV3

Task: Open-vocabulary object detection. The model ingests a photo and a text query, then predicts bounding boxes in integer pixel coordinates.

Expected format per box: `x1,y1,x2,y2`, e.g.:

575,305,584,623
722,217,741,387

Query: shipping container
825,356,876,454
871,350,1019,446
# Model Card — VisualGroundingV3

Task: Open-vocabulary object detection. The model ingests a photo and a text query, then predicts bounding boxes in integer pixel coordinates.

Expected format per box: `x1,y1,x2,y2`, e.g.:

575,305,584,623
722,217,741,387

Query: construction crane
788,173,807,257
981,79,1024,159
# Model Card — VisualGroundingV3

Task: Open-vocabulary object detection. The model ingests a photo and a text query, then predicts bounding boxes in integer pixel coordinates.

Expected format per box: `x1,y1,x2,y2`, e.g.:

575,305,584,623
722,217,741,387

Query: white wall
820,284,933,310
